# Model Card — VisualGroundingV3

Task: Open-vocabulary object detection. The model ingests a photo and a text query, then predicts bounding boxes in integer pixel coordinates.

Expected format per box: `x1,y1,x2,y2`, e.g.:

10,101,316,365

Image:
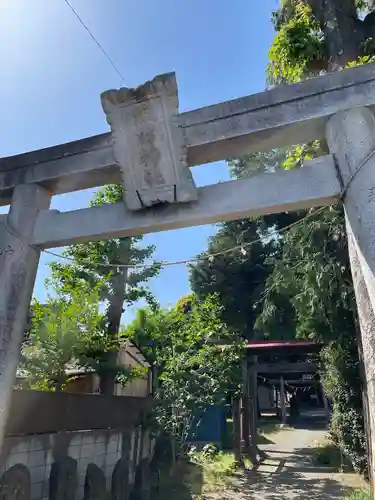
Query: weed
346,490,371,500
154,451,237,499
310,438,352,471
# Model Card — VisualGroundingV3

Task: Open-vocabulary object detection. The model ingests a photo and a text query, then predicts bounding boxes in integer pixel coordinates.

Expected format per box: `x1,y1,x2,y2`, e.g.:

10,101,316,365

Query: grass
309,436,352,471
257,416,289,445
154,451,238,499
345,490,371,500
223,416,285,449
158,415,287,499
188,450,237,494
312,443,345,469
259,419,289,435
153,433,369,500
153,460,199,500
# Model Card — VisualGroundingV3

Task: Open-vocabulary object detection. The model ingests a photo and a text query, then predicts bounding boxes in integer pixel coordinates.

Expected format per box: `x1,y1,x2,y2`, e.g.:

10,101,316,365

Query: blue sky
0,0,277,323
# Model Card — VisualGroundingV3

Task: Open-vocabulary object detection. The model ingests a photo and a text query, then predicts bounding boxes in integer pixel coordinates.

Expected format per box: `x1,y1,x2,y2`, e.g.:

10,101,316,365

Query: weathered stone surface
101,73,197,210
346,229,375,489
83,463,107,500
1,62,375,206
0,464,31,500
180,61,375,165
327,106,375,491
327,108,375,311
0,133,117,207
111,458,130,500
0,185,50,451
32,155,340,249
49,457,77,500
129,459,150,500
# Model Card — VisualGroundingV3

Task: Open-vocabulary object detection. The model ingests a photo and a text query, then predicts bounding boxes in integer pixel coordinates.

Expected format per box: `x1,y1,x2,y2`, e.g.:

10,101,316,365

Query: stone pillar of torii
1,63,375,485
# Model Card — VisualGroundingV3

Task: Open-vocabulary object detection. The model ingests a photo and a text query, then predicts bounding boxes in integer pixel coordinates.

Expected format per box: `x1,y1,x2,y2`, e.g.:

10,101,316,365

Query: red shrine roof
247,340,318,349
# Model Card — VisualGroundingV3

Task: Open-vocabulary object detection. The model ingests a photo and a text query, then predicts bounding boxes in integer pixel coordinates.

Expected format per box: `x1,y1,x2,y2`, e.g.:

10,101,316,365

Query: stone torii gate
1,63,375,480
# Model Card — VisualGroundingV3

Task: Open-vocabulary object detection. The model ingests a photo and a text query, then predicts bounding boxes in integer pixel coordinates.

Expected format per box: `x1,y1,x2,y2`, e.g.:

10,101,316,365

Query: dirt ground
208,413,367,499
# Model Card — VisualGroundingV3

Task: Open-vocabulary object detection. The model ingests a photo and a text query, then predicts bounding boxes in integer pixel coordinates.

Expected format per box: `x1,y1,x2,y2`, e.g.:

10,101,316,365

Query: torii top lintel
0,63,375,247
0,62,374,208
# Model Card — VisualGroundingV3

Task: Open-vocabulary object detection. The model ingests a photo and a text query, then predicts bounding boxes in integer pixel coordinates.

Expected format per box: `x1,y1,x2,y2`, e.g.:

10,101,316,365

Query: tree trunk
242,359,251,454
232,397,244,467
55,382,63,393
99,260,128,395
305,0,364,68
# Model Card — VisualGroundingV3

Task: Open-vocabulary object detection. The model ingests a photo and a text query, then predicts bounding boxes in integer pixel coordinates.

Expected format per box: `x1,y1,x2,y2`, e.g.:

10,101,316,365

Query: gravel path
212,413,366,499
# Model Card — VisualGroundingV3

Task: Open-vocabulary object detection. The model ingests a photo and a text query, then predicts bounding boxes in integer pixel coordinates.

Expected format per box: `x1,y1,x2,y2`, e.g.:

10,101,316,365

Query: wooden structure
237,340,324,463
6,389,152,435
1,61,375,488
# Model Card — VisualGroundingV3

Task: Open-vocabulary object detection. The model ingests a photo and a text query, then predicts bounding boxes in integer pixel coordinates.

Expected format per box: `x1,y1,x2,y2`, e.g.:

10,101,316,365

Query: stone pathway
212,413,367,499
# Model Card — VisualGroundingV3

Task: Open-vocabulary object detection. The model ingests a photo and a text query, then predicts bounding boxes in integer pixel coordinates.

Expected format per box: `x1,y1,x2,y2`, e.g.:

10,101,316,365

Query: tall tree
190,0,375,479
50,185,159,394
257,205,367,472
189,150,310,340
268,0,375,84
21,280,106,392
122,294,243,456
190,219,270,337
262,0,375,479
189,214,299,339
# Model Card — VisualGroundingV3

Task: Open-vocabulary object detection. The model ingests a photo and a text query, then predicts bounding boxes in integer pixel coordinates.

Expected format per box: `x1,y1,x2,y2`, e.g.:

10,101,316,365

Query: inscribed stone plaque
101,73,197,210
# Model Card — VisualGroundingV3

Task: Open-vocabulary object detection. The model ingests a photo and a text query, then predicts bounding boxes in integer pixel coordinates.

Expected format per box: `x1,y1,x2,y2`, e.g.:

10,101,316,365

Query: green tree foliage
50,185,159,393
257,205,367,472
122,305,176,367
269,1,325,84
122,294,244,453
229,149,288,179
259,0,375,475
189,219,270,337
21,280,107,392
189,148,321,340
189,0,374,475
268,0,375,84
189,153,305,340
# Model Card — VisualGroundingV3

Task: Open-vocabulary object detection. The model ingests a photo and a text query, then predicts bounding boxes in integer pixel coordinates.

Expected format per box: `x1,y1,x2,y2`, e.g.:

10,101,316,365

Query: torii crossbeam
1,63,375,480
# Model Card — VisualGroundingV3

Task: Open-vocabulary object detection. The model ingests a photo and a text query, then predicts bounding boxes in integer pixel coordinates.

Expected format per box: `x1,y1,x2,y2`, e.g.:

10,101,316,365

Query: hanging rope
4,146,374,272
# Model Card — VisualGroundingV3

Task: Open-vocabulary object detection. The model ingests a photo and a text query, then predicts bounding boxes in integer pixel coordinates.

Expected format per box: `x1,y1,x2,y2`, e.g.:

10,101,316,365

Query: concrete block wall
0,426,153,500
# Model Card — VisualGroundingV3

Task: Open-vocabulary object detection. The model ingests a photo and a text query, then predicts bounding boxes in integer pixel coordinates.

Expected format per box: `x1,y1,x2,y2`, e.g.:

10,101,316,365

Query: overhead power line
63,0,126,83
42,206,327,270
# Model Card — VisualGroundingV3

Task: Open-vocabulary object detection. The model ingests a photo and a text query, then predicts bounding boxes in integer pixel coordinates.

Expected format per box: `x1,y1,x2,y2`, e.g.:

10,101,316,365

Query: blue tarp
188,405,227,447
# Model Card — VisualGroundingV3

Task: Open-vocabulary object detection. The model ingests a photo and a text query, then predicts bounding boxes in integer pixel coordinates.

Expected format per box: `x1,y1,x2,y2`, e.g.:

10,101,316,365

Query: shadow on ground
152,460,204,500
234,437,355,500
288,414,328,431
257,433,276,445
150,434,204,500
232,466,353,500
229,412,357,500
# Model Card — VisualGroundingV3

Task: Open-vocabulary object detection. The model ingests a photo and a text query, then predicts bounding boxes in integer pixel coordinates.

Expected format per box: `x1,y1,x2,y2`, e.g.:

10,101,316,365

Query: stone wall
0,390,154,499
